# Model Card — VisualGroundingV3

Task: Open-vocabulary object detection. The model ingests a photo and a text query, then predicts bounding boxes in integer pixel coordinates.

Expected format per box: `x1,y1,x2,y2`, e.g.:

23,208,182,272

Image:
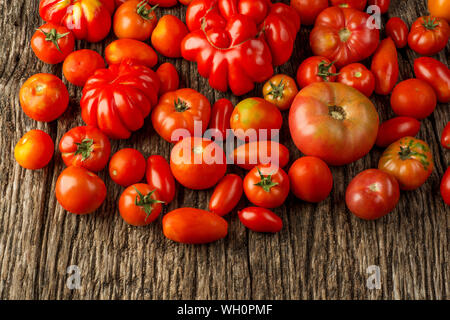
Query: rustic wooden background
0,0,448,300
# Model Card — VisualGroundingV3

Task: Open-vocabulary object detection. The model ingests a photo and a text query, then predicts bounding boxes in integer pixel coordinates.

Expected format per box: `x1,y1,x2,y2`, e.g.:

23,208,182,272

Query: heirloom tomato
391,79,437,119
408,16,450,56
385,17,408,48
296,56,338,89
63,49,105,87
371,37,398,95
233,141,290,170
113,0,158,40
262,74,298,110
119,184,163,226
156,63,180,95
368,0,389,13
109,148,147,187
441,122,450,149
31,23,74,64
151,15,188,58
14,130,54,170
146,155,176,204
428,0,450,22
208,98,234,141
375,117,421,148
209,174,243,216
238,207,282,233
290,0,328,25
414,57,450,103
441,167,450,205
337,63,375,97
330,0,367,11
105,39,158,68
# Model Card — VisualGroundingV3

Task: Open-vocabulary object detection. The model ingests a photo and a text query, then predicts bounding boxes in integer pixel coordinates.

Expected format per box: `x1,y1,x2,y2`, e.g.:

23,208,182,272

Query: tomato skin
330,0,367,11
163,208,228,244
345,169,399,220
390,79,437,119
385,17,408,48
262,74,298,110
290,0,328,26
414,57,450,103
208,99,234,141
31,23,75,64
428,0,450,22
105,39,158,68
209,174,243,216
288,156,333,203
145,155,176,204
238,207,282,233
368,0,389,13
14,130,54,170
151,15,188,58
337,63,375,97
296,56,338,89
233,141,290,170
109,148,147,187
371,37,398,95
156,63,180,95
408,16,450,56
19,73,69,122
63,49,105,87
441,122,450,149
441,167,450,205
55,166,106,215
375,117,421,148
113,0,158,40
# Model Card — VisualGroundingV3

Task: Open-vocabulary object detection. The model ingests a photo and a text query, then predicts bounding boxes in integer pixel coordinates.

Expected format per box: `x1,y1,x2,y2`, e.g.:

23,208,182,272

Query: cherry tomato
63,49,105,87
146,155,176,204
290,0,329,26
208,98,234,141
113,0,158,40
105,39,158,68
441,167,450,205
55,166,106,215
371,37,398,95
296,56,338,89
385,17,408,48
408,16,450,56
109,148,146,187
262,74,298,110
31,22,75,64
14,130,54,170
375,117,421,148
209,174,243,216
330,0,367,11
233,141,290,170
441,121,450,149
428,0,450,23
151,15,188,58
391,79,437,119
238,207,283,233
345,169,400,220
156,62,180,95
337,63,375,97
414,57,450,103
368,0,389,14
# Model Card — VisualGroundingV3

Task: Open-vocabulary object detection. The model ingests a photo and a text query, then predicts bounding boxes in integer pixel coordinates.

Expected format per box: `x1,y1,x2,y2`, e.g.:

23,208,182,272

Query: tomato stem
268,79,286,100
136,1,158,20
338,28,352,42
37,28,70,53
422,17,439,30
328,106,346,120
254,167,279,192
174,98,190,112
317,61,339,81
74,138,94,161
134,187,164,221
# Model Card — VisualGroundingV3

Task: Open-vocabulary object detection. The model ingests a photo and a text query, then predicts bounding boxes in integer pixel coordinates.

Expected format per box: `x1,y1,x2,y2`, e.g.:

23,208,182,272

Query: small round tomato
31,22,75,64
378,137,433,190
151,15,188,58
414,57,450,104
109,148,146,187
337,63,375,97
233,141,290,170
55,166,106,215
14,130,54,170
428,0,450,22
156,63,180,95
296,56,338,89
114,0,158,40
345,169,400,220
441,167,450,205
146,155,176,204
441,121,450,149
59,126,111,172
288,156,333,203
376,117,421,148
19,73,69,122
330,0,367,10
209,174,243,216
63,49,105,87
290,0,329,26
238,207,282,233
385,17,409,48
208,98,234,141
119,183,163,226
368,0,390,14
408,16,450,56
105,39,158,68
262,74,298,110
391,79,437,119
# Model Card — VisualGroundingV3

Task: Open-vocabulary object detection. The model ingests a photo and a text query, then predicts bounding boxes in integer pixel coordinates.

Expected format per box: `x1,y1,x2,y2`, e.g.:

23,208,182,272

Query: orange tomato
151,15,188,58
63,49,105,87
428,0,450,22
113,0,158,40
262,74,298,110
14,130,54,170
156,62,180,95
105,39,158,68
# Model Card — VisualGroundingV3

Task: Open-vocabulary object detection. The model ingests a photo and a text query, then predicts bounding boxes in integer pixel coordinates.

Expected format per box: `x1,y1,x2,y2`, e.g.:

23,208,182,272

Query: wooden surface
0,0,448,300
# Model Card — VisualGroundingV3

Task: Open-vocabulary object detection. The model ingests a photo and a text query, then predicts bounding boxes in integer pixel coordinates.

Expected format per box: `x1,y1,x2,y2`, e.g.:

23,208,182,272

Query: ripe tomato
55,166,106,215
345,169,400,220
151,88,211,143
14,130,54,170
408,16,450,56
330,0,367,11
208,98,234,141
375,117,421,148
149,0,177,7
296,56,338,89
146,155,176,204
378,137,433,190
105,39,158,68
262,74,298,110
179,0,193,5
337,63,375,97
371,37,398,95
19,73,69,122
156,63,180,95
289,82,379,165
391,79,437,119
209,174,243,216
441,167,450,205
290,0,329,26
109,148,146,187
151,15,188,58
170,137,227,190
288,156,333,203
441,121,450,149
63,49,105,87
119,183,163,226
59,126,111,172
238,207,282,233
414,57,450,103
31,23,74,64
163,208,228,244
368,0,389,14
385,17,409,48
428,0,450,22
233,141,290,170
113,0,158,40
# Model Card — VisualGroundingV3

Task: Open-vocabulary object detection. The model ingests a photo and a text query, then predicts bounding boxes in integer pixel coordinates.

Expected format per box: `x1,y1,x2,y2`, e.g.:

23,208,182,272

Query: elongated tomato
414,57,450,103
233,141,290,170
375,117,421,147
209,174,243,216
208,98,234,141
146,155,176,204
371,37,398,95
238,207,283,233
105,39,157,68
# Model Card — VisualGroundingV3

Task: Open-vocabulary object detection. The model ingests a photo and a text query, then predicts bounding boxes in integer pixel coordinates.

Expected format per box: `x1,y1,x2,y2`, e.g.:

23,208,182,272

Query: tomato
230,98,282,142
151,15,188,58
55,166,106,215
414,57,450,103
289,82,379,165
345,169,399,220
31,23,74,64
114,0,158,40
385,17,408,48
330,0,367,10
179,0,193,5
428,0,450,22
19,73,69,122
441,121,450,149
149,0,177,7
288,156,333,203
337,63,375,97
233,141,290,171
146,155,176,204
208,98,234,141
59,126,111,172
238,207,282,233
156,63,180,95
310,7,379,68
441,167,450,205
391,79,437,119
371,37,398,95
119,183,163,226
378,137,433,190
151,88,211,143
170,137,227,190
262,74,298,110
63,49,105,87
368,0,389,14
105,39,158,68
209,174,243,216
296,56,338,89
290,0,329,26
408,16,450,56
14,130,54,170
109,148,146,187
375,117,421,148
243,165,290,209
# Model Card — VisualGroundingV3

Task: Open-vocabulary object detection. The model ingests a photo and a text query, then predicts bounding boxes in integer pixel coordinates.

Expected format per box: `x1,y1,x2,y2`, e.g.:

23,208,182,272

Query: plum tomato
385,17,409,48
441,167,450,205
441,121,450,150
156,62,180,95
209,174,243,216
146,155,176,204
238,207,283,233
375,117,421,148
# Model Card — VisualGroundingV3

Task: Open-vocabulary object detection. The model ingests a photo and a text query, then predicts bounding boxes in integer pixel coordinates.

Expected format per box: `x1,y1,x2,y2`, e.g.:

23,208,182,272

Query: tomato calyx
174,98,190,112
328,105,346,120
254,167,279,192
422,17,439,30
136,1,158,20
133,187,164,221
317,61,339,81
338,28,352,42
37,28,70,53
398,141,431,170
267,79,286,100
74,138,94,161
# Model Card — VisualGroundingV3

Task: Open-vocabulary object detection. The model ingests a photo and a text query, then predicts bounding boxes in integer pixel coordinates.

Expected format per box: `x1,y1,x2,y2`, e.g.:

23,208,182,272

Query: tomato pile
15,0,450,244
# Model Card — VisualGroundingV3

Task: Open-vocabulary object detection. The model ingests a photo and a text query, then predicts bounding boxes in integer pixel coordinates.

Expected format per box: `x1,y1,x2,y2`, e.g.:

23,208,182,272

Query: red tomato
441,122,450,149
428,0,450,22
371,37,398,95
105,39,158,68
441,167,450,205
262,74,298,110
209,174,243,216
156,63,180,95
233,141,290,170
145,155,176,204
31,23,75,64
179,0,193,5
163,208,228,244
414,57,450,103
151,15,188,58
109,148,146,187
296,56,338,89
63,49,105,87
55,166,107,215
330,0,367,11
375,117,421,148
14,130,54,170
337,63,375,97
290,0,329,26
391,79,437,119
59,126,111,172
19,73,69,122
149,0,177,7
238,207,283,233
345,169,400,220
408,16,450,56
113,0,158,40
385,17,409,48
208,99,234,141
368,0,389,13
